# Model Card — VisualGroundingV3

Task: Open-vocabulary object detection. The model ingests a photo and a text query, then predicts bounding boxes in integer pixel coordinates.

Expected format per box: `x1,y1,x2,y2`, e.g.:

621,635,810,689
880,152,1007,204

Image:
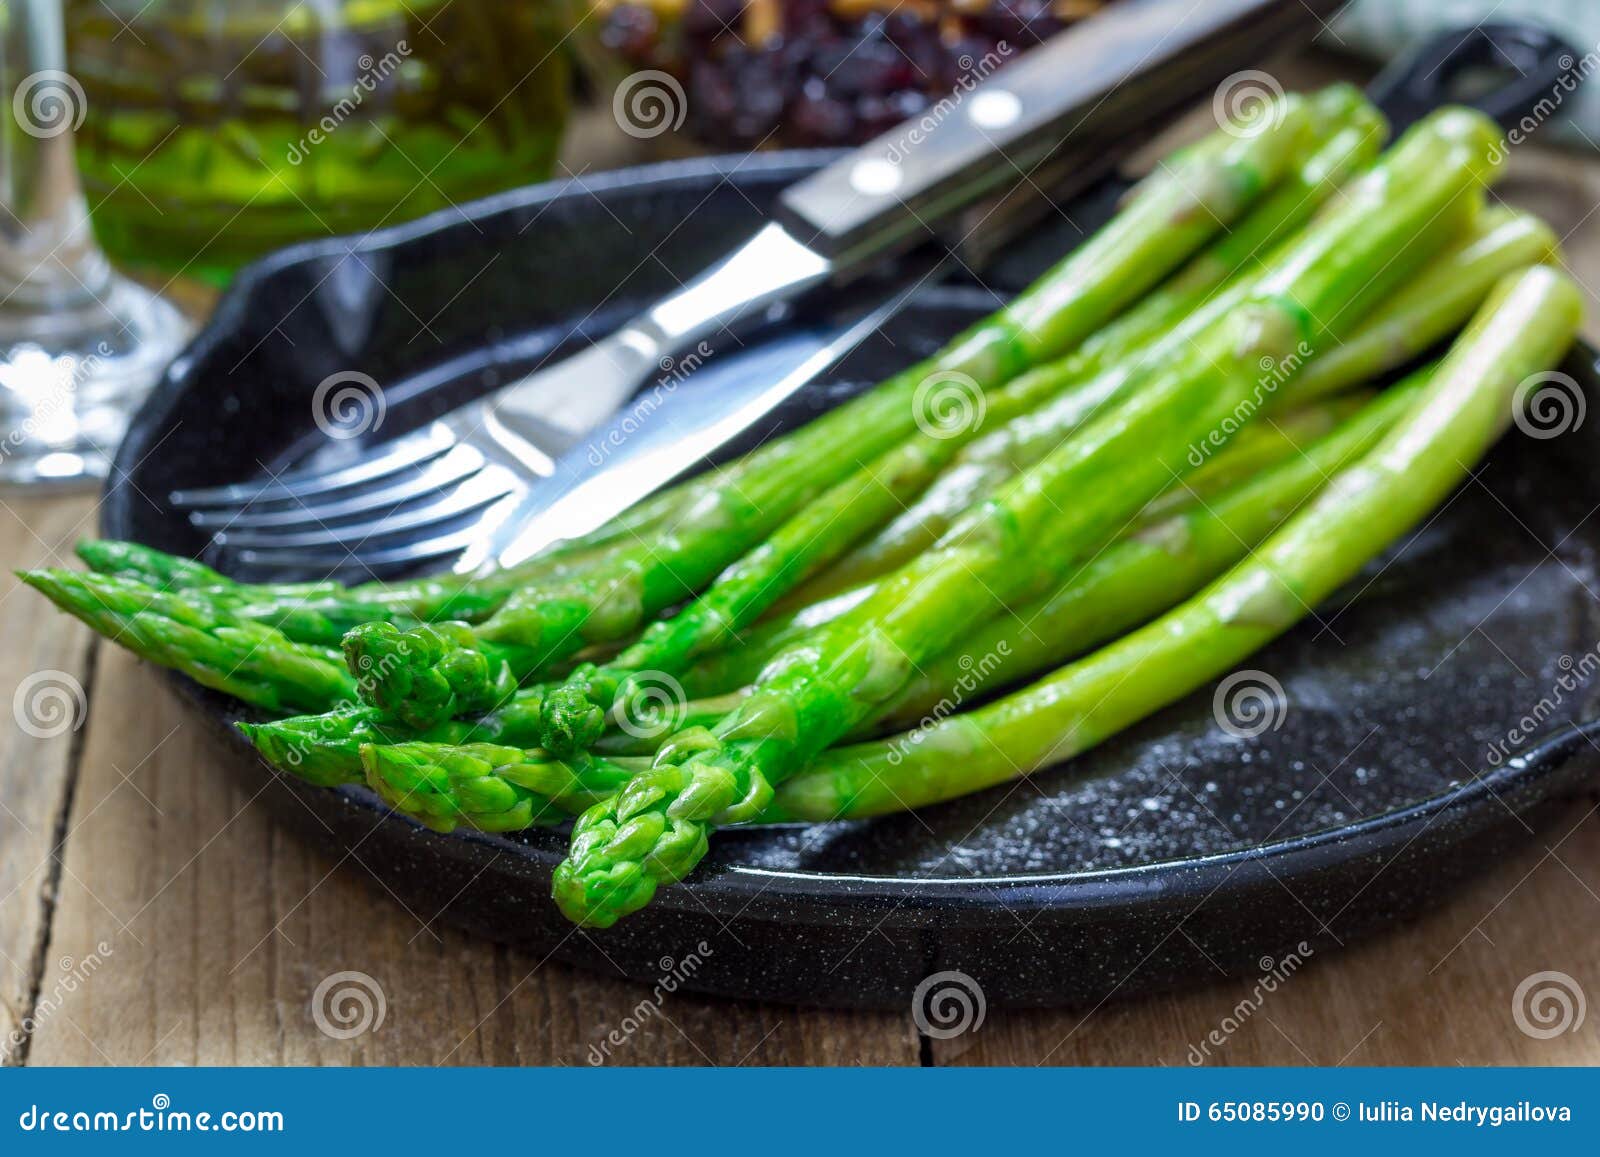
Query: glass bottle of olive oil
65,0,573,282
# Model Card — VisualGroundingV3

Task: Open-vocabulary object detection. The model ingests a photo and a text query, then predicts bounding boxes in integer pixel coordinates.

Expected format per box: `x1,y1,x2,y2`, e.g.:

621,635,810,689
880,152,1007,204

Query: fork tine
169,422,458,509
228,523,487,577
210,467,520,551
187,444,488,531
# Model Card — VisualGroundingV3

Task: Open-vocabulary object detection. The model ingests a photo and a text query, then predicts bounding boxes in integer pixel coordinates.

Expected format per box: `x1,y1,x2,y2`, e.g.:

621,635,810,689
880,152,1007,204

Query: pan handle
1367,22,1584,136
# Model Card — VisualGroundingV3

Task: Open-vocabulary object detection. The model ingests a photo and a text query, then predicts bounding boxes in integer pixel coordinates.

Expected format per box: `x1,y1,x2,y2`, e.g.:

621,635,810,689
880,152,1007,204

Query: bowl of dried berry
585,0,1108,148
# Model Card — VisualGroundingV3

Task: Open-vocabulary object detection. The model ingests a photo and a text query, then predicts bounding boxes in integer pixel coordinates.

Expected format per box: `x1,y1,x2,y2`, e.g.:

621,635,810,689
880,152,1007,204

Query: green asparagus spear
864,379,1418,735
1133,392,1372,527
1275,204,1558,406
348,100,1314,725
323,269,1573,835
337,275,1573,835
1046,84,1385,382
552,107,1503,927
768,265,1583,820
534,435,956,754
528,92,1389,754
246,382,1406,792
591,382,1416,758
76,539,544,646
791,202,1546,604
360,742,643,832
340,620,537,730
340,358,1455,831
239,691,553,789
18,570,357,714
74,540,235,589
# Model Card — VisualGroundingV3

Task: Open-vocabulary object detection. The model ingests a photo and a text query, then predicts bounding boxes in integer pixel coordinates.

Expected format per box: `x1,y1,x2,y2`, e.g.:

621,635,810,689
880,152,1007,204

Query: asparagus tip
17,569,65,601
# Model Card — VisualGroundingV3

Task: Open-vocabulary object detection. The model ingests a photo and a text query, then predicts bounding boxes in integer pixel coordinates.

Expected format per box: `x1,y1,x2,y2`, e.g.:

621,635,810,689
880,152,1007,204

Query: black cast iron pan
99,25,1600,1007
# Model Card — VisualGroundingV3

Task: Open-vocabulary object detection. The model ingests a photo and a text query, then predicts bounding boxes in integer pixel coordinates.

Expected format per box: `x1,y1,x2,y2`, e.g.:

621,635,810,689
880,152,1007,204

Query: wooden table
5,59,1600,1068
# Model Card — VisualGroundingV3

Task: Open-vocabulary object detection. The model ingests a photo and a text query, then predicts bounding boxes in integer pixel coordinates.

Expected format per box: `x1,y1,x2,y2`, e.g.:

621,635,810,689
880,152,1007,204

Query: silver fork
170,222,832,575
168,0,1306,578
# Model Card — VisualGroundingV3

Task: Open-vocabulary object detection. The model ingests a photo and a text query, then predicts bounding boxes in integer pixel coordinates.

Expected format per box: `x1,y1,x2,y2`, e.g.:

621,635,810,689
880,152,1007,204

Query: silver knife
462,0,1330,574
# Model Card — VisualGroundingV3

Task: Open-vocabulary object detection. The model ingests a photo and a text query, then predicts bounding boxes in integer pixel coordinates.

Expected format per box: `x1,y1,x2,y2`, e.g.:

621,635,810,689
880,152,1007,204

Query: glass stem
0,0,112,322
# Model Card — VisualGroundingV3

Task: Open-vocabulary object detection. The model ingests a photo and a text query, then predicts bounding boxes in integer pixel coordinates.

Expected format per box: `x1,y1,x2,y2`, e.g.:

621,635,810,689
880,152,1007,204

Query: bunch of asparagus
25,86,1584,931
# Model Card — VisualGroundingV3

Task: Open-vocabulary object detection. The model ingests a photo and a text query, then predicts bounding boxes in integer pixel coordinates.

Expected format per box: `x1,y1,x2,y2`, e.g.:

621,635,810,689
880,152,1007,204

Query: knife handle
776,0,1340,271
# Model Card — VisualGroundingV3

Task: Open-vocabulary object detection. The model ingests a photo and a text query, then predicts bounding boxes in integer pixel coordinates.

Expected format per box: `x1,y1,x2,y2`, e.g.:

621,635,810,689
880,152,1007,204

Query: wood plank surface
0,495,97,1066
934,804,1600,1066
